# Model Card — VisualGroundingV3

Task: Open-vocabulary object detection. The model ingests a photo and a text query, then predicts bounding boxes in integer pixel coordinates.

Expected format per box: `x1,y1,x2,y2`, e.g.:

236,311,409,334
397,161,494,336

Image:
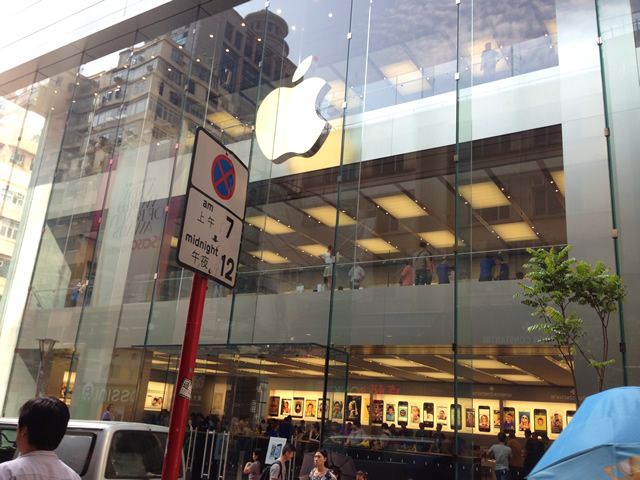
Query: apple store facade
0,0,639,478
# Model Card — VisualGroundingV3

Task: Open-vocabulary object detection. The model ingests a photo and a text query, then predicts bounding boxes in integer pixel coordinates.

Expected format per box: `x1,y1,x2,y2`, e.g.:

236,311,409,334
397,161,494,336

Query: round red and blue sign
211,154,236,200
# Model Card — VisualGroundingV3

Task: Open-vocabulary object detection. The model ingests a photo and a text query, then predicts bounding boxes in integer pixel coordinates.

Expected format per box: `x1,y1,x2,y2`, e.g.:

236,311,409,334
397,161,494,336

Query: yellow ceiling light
491,222,538,242
223,124,252,137
207,110,238,129
292,357,347,367
237,368,277,375
289,369,325,376
497,374,544,383
303,206,356,227
372,194,428,219
417,372,456,380
220,356,280,366
248,250,290,264
296,244,330,256
396,70,427,95
381,59,419,78
458,182,510,209
245,215,295,235
350,371,394,378
550,170,565,196
357,238,399,254
328,79,346,97
364,357,423,367
457,359,512,369
418,230,457,248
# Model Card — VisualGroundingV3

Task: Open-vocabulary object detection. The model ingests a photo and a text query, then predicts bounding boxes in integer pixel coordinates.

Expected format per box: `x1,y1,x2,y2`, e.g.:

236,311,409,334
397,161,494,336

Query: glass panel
598,0,640,387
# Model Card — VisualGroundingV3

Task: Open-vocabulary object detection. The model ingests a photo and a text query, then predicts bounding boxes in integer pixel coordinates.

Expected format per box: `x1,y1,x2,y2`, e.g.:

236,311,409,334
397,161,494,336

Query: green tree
514,246,625,406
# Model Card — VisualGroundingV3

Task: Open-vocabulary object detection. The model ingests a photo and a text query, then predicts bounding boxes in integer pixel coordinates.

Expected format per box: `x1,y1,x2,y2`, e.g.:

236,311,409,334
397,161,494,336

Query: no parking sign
176,128,248,288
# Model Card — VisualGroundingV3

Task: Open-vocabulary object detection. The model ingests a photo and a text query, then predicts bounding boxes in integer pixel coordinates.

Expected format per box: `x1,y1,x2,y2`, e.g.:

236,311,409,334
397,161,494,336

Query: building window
10,151,25,166
224,22,234,41
0,219,20,240
169,91,181,106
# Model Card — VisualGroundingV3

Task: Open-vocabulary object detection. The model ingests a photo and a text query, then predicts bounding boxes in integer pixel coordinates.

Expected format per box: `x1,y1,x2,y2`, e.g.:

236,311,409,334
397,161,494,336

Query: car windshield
105,431,170,479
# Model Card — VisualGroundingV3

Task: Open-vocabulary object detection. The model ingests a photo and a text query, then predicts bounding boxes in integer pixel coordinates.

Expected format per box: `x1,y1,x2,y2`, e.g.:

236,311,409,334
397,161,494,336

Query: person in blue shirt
496,256,510,280
436,258,451,284
479,255,495,281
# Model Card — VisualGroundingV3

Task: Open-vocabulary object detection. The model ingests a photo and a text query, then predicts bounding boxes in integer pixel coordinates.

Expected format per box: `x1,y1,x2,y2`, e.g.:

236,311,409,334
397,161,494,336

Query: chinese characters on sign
177,128,248,288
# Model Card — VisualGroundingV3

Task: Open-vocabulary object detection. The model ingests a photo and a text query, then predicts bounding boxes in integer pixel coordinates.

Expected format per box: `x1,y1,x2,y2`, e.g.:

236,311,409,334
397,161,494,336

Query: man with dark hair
269,443,295,480
488,432,512,480
0,397,80,480
413,241,434,285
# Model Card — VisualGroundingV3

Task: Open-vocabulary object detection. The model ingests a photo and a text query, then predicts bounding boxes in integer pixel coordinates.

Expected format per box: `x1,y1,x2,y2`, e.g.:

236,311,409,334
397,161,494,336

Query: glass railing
25,245,566,309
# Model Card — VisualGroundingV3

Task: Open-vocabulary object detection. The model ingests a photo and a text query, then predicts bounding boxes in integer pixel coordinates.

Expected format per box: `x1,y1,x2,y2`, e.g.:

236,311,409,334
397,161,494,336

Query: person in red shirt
400,261,414,286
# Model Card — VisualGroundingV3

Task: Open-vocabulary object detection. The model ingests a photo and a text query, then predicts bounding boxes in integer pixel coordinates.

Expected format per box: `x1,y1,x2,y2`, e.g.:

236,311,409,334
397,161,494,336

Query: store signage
177,128,248,288
255,55,331,164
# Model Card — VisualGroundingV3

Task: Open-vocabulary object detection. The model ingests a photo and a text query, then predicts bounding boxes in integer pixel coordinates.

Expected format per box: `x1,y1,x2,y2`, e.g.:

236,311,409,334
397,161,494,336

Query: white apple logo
256,55,331,164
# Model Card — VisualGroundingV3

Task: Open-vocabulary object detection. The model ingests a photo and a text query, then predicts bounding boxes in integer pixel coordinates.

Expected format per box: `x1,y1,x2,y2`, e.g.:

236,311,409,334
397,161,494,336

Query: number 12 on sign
177,188,244,288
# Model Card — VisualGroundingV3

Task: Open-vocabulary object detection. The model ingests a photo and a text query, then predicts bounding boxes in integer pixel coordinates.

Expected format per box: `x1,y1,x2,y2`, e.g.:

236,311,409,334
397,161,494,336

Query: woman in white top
310,449,337,480
321,246,335,290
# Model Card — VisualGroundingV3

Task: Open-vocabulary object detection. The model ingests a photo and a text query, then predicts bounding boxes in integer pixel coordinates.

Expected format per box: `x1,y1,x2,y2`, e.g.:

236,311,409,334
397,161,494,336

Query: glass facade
0,0,637,478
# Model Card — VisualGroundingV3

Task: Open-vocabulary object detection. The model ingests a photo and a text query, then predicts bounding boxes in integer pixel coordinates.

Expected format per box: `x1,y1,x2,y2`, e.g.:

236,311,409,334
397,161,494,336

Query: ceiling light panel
550,170,565,196
364,357,426,367
237,368,278,375
497,374,544,383
303,206,356,227
491,222,538,241
350,370,394,378
381,59,419,78
457,359,513,369
372,195,428,219
245,215,295,235
458,182,511,209
293,357,347,367
357,238,399,254
248,250,290,264
290,369,325,376
418,372,455,380
296,244,329,256
418,230,457,248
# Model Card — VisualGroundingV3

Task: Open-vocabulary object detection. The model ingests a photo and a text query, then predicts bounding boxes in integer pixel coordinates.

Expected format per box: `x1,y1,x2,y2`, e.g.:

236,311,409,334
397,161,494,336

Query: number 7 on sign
225,216,234,238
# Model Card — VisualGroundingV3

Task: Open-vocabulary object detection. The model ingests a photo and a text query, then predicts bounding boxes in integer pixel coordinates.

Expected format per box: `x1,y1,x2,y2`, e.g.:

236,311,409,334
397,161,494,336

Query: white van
0,419,185,480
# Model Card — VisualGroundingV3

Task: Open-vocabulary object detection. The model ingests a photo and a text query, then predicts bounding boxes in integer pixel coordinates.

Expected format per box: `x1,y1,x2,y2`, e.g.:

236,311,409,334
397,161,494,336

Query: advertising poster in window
363,397,370,423
317,398,328,419
436,405,448,426
386,403,395,423
346,395,361,422
293,397,304,418
281,398,292,416
493,409,501,430
305,400,316,418
519,411,531,431
332,400,343,420
372,400,384,424
410,404,421,425
268,396,280,416
466,408,476,428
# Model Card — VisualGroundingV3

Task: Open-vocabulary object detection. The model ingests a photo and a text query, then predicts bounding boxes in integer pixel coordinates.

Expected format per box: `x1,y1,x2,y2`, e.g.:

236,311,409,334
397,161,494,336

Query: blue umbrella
528,386,640,479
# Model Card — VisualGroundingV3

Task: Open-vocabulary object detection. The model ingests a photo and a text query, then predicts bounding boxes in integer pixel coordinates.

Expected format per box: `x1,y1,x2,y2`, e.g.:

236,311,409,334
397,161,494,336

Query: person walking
488,432,512,480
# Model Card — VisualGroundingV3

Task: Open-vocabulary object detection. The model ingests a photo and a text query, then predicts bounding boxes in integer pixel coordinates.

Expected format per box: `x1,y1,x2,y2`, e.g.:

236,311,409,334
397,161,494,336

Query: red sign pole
162,273,208,480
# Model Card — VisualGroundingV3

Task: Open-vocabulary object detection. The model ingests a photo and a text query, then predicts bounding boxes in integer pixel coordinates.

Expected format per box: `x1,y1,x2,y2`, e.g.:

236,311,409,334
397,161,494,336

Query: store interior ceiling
150,344,573,388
